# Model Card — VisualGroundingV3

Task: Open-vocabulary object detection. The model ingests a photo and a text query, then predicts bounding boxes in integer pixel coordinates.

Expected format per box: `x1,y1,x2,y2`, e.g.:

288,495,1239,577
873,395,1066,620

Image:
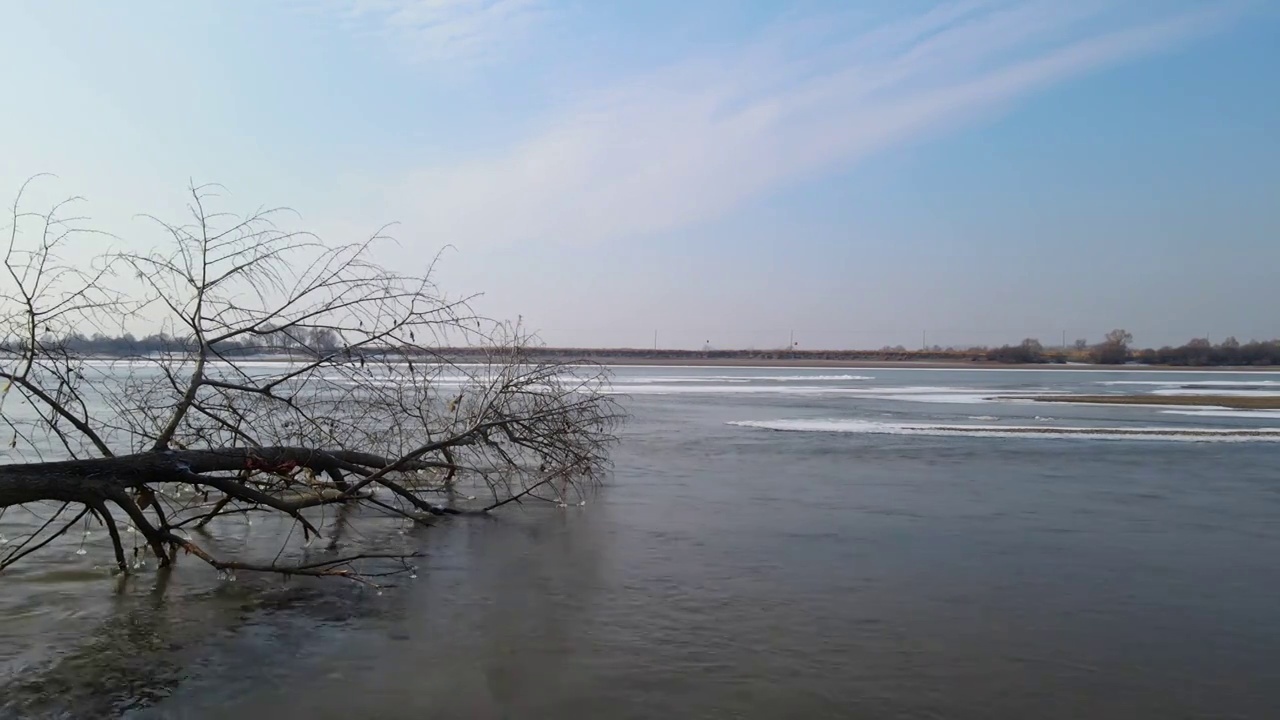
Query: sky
2,0,1278,350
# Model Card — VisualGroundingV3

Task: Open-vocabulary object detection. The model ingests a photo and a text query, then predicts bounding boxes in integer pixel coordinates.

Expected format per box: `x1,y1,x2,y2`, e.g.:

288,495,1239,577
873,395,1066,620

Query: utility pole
653,329,658,350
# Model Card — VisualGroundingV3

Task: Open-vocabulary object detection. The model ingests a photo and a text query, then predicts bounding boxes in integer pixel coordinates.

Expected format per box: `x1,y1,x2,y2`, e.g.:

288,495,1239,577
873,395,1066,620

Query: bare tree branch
0,178,622,585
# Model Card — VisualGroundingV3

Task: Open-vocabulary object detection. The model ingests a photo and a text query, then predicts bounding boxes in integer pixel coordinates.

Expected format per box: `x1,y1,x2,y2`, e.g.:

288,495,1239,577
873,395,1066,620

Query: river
2,366,1279,718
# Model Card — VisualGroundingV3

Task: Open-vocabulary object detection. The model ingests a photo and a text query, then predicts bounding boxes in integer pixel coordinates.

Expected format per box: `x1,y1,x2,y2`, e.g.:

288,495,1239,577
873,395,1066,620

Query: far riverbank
70,351,1280,372
564,356,1280,372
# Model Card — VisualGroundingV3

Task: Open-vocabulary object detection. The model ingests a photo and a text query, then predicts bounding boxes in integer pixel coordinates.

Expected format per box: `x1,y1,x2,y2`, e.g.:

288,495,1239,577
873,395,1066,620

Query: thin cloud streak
384,1,1244,247
323,0,542,64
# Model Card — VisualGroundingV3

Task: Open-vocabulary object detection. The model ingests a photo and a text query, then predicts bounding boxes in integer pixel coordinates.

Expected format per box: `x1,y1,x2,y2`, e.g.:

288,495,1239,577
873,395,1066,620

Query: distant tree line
985,338,1054,364
1134,336,1280,367
985,329,1280,366
0,324,345,358
8,328,1280,367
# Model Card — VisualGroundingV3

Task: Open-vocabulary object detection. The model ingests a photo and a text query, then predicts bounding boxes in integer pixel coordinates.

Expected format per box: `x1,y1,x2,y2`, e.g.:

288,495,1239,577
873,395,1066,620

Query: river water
3,366,1280,718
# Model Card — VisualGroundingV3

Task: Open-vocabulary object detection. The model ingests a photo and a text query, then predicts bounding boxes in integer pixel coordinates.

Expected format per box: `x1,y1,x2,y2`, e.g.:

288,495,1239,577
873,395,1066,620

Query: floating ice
728,419,1280,442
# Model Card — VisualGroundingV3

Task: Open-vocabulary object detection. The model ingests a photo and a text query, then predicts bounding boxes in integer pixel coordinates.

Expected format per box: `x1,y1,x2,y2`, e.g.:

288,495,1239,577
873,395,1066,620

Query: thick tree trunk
0,446,453,576
0,446,442,508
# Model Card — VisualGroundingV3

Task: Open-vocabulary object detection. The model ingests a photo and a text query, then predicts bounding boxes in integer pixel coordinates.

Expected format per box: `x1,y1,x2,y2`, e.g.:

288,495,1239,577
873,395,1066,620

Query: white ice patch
620,374,873,383
604,385,864,396
1151,388,1280,397
858,387,1057,405
728,419,1280,442
1161,409,1280,419
608,384,1067,404
1096,380,1280,398
620,377,749,384
861,393,998,405
1025,399,1237,411
605,384,1010,399
1099,380,1280,387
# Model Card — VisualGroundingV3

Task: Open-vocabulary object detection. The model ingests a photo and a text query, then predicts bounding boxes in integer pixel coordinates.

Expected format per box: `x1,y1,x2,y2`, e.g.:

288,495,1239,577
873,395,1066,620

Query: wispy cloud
376,0,1244,247
324,0,542,64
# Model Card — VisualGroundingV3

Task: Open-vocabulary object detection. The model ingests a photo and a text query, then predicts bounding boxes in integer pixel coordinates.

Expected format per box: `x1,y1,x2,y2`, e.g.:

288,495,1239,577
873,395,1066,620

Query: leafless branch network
0,179,622,586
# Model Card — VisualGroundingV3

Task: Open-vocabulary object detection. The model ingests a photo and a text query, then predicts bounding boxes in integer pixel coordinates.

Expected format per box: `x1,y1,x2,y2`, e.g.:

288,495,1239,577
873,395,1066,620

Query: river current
2,365,1279,718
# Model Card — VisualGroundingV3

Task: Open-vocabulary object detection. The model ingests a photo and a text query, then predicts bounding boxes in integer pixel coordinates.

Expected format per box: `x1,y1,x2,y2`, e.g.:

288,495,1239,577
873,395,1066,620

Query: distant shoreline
554,356,1280,372
74,351,1280,372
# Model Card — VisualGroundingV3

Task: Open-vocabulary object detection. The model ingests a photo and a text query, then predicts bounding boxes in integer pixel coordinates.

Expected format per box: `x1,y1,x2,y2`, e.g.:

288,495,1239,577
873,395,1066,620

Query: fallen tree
0,178,621,584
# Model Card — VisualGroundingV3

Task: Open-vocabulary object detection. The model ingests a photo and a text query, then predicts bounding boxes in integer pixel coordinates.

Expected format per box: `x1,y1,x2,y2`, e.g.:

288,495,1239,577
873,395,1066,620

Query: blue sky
2,0,1277,349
